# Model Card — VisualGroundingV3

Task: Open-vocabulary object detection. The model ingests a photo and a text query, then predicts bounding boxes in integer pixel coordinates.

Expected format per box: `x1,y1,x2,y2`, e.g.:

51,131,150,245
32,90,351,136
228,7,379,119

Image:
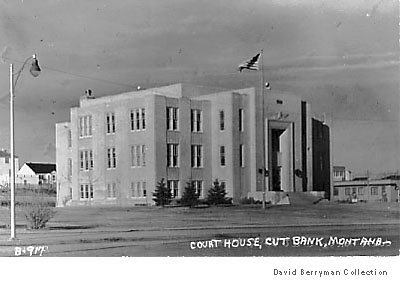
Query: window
239,109,244,132
79,115,92,137
88,117,92,136
136,109,140,130
112,148,116,168
167,107,179,131
89,150,93,169
381,186,386,194
80,151,84,170
132,182,139,197
142,108,146,130
193,180,203,197
141,145,146,166
167,144,179,167
107,182,116,198
358,187,364,195
5,157,9,164
130,110,135,131
67,158,72,181
333,187,339,196
131,182,137,197
79,117,83,137
107,147,116,169
191,109,203,132
371,186,378,195
83,116,87,136
220,146,226,167
80,184,93,200
142,182,147,197
79,150,93,171
130,181,148,198
136,145,141,167
68,130,72,148
219,110,225,131
344,187,350,196
131,146,136,167
191,145,203,168
168,180,179,198
130,145,146,167
106,112,115,134
85,150,89,170
130,108,147,130
240,144,245,167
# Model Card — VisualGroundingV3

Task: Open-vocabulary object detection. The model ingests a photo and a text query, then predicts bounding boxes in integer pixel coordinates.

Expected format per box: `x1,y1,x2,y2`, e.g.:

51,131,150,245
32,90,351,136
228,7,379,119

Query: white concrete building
56,84,331,207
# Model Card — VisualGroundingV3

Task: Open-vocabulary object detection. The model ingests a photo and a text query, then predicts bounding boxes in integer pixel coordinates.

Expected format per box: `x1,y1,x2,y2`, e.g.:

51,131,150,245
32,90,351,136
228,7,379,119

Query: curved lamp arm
12,54,41,91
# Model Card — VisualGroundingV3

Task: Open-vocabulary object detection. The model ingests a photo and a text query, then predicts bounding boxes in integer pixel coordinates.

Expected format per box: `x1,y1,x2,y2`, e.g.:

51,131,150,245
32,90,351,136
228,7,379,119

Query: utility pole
261,49,266,209
9,64,16,240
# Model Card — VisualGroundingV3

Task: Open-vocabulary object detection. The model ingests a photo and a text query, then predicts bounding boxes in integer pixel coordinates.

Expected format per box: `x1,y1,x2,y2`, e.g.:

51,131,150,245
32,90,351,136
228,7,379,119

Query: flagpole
261,49,266,209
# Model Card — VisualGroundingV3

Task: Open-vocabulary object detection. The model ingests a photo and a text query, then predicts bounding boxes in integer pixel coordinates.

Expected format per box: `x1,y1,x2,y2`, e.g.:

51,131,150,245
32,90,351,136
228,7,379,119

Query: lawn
0,200,398,232
0,201,398,256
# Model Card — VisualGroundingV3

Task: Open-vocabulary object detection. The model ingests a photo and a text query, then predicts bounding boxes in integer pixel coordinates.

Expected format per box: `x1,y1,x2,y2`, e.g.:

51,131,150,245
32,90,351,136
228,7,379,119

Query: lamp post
9,54,41,240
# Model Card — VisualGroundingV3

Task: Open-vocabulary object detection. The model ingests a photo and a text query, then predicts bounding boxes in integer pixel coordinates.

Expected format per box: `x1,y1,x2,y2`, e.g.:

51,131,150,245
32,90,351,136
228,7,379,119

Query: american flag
238,53,260,72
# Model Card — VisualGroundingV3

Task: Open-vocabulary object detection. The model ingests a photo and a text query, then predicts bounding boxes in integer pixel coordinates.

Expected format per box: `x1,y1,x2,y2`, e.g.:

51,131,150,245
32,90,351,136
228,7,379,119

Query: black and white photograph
0,0,398,284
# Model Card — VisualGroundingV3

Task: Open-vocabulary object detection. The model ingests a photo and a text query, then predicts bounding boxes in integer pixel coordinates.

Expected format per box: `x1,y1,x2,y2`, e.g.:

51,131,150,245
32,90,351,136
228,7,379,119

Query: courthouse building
56,83,331,206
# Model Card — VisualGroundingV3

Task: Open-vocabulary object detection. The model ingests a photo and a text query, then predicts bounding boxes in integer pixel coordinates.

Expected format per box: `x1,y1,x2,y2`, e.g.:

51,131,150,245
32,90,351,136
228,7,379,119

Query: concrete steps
283,192,325,206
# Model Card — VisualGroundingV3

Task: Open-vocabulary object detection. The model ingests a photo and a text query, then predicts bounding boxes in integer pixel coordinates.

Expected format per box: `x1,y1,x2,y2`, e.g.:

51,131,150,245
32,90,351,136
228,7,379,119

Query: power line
2,56,137,89
2,56,398,124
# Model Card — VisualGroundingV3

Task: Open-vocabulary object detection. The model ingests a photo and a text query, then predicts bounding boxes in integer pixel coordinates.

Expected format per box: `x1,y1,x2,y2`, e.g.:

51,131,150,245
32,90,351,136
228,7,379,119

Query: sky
0,0,398,176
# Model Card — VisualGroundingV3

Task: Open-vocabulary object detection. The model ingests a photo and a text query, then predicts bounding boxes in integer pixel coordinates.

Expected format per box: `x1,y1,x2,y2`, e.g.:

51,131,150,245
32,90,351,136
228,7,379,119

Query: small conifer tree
180,181,199,207
153,178,172,206
207,179,228,205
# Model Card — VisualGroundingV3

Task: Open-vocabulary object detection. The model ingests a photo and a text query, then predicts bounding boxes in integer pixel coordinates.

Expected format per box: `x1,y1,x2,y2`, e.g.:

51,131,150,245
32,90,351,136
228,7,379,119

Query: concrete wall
312,119,331,198
265,92,304,192
71,94,158,205
196,88,256,202
56,122,72,206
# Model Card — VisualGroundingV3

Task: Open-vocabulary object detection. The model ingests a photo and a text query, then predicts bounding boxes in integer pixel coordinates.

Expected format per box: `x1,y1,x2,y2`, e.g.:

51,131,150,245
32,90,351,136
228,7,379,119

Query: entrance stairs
283,192,325,206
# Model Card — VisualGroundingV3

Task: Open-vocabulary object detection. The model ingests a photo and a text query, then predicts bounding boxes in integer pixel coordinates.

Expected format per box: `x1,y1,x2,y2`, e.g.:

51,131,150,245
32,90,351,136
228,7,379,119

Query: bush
207,179,230,205
153,178,172,206
181,181,199,207
24,199,56,230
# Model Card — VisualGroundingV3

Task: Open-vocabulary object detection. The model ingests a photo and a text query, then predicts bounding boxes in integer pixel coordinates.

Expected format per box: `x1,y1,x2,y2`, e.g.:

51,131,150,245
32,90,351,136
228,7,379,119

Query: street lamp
9,54,41,240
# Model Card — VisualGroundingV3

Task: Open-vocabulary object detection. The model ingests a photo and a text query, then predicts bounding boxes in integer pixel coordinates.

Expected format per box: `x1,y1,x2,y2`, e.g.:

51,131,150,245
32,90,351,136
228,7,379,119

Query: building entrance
268,121,294,192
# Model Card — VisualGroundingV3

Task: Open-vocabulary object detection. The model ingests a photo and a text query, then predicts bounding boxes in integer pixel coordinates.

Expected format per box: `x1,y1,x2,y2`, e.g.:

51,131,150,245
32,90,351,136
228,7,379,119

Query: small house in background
0,149,20,187
17,162,56,187
333,166,352,182
333,177,399,203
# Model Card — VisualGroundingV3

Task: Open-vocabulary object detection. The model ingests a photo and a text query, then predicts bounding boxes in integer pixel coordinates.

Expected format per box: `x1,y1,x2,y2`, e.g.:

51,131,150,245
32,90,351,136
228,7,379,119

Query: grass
1,200,397,232
0,201,398,256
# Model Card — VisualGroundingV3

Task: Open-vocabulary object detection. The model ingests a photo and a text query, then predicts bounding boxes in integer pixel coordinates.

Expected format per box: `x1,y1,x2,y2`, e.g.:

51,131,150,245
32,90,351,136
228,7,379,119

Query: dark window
220,146,226,166
239,109,244,132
